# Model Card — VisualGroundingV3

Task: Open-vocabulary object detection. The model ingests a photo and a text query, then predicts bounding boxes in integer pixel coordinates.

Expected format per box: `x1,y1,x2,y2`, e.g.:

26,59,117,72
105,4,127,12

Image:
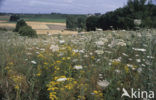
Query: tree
19,26,37,37
14,19,27,32
86,16,99,31
66,16,86,31
9,15,20,22
66,16,77,30
87,0,156,31
77,17,86,31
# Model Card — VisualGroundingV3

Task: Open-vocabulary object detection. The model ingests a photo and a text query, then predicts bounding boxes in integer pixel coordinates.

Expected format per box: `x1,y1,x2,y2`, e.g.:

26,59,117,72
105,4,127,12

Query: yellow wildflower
38,53,45,59
112,61,120,66
15,85,19,90
56,60,61,64
44,62,48,65
93,90,103,97
93,90,98,94
124,65,129,73
91,56,95,60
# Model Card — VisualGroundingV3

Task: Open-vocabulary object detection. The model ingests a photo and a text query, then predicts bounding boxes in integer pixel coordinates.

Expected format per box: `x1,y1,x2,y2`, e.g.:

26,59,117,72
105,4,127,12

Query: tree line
66,0,156,31
66,15,86,31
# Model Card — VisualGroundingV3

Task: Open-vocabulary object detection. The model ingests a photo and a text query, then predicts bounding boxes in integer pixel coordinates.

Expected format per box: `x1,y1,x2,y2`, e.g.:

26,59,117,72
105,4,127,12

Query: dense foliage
19,26,37,37
66,16,77,30
66,16,86,31
9,15,20,22
86,16,99,31
14,19,27,32
14,19,37,37
86,0,156,31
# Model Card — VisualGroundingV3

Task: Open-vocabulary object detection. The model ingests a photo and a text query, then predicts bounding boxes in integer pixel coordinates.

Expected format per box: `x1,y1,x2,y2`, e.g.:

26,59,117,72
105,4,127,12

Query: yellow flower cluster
11,75,24,90
47,76,77,100
78,95,86,100
64,78,77,90
93,90,103,98
124,65,129,73
36,65,42,76
5,62,27,92
35,45,86,99
112,60,120,66
37,53,45,59
47,81,59,100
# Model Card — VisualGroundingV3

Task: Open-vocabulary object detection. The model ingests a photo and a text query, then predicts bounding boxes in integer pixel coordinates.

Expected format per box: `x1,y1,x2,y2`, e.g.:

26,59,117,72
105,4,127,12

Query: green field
0,18,9,21
0,29,155,100
0,13,88,24
20,14,67,23
23,18,66,23
0,14,67,23
0,17,66,23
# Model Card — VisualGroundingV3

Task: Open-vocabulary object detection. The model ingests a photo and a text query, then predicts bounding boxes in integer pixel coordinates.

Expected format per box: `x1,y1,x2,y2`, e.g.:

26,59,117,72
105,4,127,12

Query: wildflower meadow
0,29,156,100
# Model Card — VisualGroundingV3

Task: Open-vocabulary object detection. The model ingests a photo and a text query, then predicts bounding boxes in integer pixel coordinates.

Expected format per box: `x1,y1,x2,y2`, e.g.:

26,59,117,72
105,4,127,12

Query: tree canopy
86,0,156,31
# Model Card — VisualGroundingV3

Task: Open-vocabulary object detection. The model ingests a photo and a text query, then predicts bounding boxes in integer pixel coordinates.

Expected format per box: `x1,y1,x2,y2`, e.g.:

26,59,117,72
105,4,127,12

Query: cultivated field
0,15,10,21
0,14,78,35
0,15,66,23
0,29,155,100
0,20,78,34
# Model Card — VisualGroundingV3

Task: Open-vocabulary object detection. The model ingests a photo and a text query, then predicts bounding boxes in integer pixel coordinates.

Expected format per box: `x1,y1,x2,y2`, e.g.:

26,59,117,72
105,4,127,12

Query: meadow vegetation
0,29,155,100
0,0,156,100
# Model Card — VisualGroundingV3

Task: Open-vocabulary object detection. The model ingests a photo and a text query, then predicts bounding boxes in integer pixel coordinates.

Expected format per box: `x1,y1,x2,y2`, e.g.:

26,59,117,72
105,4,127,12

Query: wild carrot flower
97,80,110,88
73,65,83,70
31,60,37,64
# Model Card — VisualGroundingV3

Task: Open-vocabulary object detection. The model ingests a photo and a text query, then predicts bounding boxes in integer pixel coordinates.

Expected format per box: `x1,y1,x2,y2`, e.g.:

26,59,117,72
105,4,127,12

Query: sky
0,0,155,14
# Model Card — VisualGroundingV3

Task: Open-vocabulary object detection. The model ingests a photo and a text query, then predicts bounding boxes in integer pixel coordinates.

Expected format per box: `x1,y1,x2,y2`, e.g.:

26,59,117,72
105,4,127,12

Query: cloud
0,0,127,14
65,0,74,3
0,0,4,7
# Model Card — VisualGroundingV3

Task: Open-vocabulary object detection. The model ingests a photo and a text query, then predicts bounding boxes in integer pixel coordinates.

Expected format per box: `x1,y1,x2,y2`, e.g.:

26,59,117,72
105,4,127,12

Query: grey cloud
0,0,127,14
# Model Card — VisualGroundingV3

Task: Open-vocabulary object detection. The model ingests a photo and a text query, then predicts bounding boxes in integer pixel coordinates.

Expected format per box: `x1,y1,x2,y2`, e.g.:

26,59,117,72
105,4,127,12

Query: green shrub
14,19,27,32
19,26,37,37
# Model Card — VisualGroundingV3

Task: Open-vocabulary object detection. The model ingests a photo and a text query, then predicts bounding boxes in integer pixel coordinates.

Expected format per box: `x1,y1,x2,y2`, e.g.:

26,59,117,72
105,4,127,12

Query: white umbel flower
117,42,126,46
136,59,141,63
31,61,37,64
132,48,146,52
95,50,104,55
95,41,104,46
74,65,83,70
49,45,59,52
57,78,67,82
97,80,110,88
59,40,65,44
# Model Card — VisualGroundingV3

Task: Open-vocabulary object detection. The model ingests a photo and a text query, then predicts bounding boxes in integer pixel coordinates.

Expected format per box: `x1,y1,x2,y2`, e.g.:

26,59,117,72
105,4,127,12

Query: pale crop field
0,21,76,35
26,21,66,26
36,30,78,35
0,23,16,28
0,29,155,100
26,21,66,30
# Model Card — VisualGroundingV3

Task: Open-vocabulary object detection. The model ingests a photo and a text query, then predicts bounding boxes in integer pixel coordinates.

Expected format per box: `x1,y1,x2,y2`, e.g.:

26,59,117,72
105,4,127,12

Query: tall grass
0,29,155,100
